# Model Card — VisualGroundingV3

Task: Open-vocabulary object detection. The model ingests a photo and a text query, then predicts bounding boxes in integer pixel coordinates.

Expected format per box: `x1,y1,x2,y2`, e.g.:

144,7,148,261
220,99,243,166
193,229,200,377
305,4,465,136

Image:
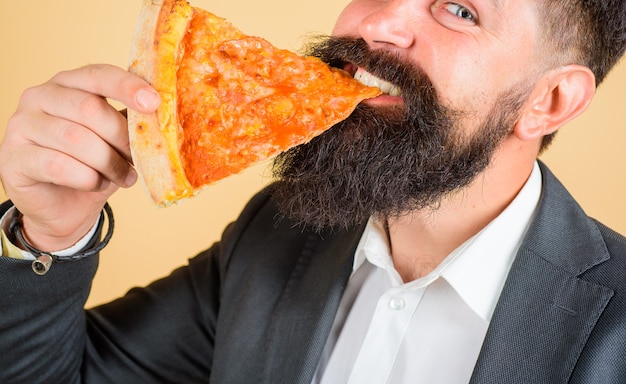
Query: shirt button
388,296,406,311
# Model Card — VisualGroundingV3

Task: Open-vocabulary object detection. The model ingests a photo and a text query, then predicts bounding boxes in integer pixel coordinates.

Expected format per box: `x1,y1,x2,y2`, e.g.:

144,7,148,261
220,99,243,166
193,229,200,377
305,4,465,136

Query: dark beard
271,36,529,230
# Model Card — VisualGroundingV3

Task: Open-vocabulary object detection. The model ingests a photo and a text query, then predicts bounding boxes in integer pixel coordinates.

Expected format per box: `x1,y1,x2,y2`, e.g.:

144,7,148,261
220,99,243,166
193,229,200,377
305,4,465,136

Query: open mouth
334,61,402,97
354,68,401,97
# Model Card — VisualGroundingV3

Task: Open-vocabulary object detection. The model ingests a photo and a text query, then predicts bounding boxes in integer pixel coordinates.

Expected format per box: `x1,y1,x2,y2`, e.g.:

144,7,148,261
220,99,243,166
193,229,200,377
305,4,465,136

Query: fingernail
136,89,160,110
125,168,138,187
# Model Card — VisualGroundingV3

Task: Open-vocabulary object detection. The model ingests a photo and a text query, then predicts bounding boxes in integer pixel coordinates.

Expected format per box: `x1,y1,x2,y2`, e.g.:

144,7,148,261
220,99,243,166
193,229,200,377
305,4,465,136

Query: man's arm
0,64,164,382
0,201,100,382
0,179,278,383
0,197,221,383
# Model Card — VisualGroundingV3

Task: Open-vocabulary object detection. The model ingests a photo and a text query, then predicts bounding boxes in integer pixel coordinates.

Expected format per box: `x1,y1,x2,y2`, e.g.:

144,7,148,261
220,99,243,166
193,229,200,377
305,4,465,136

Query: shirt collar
353,161,543,321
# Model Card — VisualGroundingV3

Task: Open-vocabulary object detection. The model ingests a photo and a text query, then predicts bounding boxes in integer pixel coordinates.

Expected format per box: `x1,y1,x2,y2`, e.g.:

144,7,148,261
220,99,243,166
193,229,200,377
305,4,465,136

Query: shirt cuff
0,207,101,260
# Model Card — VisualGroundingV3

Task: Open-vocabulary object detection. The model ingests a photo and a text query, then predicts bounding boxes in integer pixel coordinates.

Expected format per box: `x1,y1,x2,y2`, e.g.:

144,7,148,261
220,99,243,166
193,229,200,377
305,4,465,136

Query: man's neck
387,150,537,282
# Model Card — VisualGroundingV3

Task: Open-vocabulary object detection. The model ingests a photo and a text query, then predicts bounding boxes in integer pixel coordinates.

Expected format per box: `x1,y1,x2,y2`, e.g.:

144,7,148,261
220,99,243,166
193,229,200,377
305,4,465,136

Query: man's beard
271,36,530,230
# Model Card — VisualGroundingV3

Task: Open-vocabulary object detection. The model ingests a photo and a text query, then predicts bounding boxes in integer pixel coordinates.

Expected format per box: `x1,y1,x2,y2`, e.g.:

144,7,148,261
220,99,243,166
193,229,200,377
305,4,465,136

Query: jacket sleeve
0,235,98,382
0,189,273,383
81,241,223,383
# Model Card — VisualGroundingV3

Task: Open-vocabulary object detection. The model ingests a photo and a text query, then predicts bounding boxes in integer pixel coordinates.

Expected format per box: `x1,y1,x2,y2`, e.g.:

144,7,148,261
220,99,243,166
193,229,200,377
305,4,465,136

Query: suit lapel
470,163,614,383
470,249,613,383
263,224,365,384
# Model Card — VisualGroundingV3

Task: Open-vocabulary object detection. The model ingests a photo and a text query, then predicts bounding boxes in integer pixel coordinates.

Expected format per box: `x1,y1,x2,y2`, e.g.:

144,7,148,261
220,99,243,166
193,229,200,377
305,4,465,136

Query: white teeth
354,68,401,96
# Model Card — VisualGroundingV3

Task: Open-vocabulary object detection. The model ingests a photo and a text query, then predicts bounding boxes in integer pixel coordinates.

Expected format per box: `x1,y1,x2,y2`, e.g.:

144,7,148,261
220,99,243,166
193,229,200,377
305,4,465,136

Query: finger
8,141,111,192
22,83,133,162
50,64,160,113
24,112,137,189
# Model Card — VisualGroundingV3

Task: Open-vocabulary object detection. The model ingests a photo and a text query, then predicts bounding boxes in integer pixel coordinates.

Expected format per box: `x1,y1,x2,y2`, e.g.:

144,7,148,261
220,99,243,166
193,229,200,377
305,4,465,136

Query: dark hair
538,0,626,151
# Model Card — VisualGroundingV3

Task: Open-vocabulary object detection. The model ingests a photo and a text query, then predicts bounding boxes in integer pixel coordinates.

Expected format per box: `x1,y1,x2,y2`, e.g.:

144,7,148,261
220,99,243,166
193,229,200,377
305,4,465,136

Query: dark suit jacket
1,162,625,383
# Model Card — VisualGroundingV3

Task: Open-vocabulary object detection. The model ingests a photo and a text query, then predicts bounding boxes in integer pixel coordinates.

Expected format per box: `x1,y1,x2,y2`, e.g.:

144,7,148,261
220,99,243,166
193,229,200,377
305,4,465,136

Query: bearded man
1,0,625,383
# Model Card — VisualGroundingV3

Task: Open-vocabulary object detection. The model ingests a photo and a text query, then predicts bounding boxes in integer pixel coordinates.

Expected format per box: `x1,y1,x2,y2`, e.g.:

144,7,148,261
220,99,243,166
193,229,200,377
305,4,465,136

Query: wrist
19,212,102,252
7,203,114,275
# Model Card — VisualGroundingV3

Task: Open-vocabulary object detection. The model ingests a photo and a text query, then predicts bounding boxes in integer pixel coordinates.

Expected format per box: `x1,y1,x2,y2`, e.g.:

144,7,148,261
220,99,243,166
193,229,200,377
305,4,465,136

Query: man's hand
0,64,160,252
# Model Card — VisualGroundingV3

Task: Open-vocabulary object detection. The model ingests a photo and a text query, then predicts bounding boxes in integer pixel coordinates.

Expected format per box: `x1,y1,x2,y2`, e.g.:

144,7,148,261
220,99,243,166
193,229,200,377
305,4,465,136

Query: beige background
0,0,624,307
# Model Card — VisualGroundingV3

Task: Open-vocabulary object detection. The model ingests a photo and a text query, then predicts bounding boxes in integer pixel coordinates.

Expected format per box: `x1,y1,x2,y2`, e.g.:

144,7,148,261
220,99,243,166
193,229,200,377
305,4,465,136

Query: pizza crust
128,0,195,206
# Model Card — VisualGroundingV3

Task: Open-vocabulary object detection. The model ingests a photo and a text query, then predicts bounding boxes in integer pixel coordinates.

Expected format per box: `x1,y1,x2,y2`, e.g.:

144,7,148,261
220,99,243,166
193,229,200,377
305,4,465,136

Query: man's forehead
489,0,534,13
491,0,517,12
485,0,542,33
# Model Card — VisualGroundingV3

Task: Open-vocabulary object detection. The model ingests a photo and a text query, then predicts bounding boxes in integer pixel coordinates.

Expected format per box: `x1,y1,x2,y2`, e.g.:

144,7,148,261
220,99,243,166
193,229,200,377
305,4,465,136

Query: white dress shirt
313,162,542,383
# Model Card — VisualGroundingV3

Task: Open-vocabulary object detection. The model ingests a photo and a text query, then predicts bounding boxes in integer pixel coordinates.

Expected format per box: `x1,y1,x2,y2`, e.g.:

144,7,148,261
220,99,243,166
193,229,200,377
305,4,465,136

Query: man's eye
445,3,475,21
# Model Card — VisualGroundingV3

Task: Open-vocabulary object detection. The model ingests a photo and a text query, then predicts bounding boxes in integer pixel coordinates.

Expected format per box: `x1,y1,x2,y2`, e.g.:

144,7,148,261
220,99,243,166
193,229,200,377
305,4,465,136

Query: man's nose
358,0,417,50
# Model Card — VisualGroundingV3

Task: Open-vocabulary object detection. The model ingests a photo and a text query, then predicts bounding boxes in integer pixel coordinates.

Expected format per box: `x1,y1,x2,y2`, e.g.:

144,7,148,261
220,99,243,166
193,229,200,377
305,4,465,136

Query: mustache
303,36,437,101
302,36,406,84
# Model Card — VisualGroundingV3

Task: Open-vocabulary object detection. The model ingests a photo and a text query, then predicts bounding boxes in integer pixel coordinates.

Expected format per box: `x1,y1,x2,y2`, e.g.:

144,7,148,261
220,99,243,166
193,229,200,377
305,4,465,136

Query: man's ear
515,65,596,141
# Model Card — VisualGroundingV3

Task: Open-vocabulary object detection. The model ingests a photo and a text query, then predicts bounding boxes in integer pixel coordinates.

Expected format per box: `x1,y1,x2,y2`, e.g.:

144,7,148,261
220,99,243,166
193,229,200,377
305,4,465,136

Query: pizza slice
127,0,381,206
